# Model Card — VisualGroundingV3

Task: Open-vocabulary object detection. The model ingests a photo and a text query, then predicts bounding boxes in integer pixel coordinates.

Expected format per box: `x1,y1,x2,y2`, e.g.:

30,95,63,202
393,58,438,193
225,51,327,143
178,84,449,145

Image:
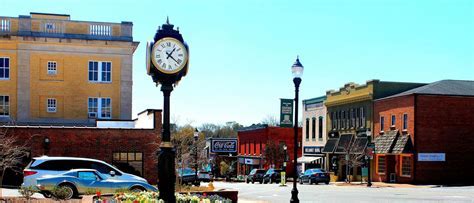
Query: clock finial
166,16,170,24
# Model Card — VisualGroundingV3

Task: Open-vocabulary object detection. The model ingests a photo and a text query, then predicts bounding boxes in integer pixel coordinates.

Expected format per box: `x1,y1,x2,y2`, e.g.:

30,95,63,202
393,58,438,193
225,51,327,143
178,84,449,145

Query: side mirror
110,171,116,177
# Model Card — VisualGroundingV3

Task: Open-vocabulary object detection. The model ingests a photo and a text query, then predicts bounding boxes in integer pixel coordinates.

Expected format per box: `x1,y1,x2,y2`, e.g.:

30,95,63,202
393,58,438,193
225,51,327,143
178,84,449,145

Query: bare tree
341,137,366,183
263,141,285,169
0,126,29,188
261,115,279,127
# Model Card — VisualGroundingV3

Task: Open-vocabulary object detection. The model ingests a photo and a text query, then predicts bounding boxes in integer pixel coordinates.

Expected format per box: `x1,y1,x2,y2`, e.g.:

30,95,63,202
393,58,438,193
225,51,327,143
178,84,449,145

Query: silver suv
22,156,147,189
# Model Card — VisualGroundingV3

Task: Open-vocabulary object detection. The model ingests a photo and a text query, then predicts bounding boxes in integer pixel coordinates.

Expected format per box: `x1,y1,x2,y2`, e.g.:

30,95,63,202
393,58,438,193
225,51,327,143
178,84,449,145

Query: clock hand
166,48,176,59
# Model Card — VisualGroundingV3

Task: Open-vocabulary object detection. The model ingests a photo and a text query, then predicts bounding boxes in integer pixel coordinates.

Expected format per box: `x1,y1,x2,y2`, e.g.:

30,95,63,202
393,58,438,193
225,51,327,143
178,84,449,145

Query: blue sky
3,0,473,126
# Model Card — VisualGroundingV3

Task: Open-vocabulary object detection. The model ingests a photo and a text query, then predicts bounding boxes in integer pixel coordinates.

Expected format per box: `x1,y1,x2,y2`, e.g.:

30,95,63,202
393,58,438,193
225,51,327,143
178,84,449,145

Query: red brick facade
374,95,474,184
237,126,302,177
2,110,162,185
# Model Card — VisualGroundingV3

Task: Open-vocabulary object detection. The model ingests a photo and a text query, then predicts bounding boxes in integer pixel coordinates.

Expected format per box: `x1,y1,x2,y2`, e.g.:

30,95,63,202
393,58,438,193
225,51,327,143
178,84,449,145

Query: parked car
246,169,266,184
197,171,211,182
262,168,284,184
177,168,200,186
36,169,157,199
22,156,147,196
299,168,330,185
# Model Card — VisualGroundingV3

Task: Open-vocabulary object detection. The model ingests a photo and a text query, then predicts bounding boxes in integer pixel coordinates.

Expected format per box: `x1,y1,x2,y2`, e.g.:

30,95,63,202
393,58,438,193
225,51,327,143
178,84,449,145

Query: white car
22,156,147,191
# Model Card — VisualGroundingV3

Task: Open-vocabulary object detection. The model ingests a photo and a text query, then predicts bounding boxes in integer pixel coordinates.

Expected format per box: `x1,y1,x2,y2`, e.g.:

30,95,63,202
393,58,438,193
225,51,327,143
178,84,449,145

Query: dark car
299,168,330,185
197,171,211,182
263,168,284,184
177,168,200,186
246,169,266,184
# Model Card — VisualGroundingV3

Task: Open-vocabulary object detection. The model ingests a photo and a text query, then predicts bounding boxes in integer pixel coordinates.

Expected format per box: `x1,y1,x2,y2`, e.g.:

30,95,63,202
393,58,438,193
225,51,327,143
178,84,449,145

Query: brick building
0,12,138,126
1,109,162,186
373,80,474,184
322,80,425,181
237,124,302,177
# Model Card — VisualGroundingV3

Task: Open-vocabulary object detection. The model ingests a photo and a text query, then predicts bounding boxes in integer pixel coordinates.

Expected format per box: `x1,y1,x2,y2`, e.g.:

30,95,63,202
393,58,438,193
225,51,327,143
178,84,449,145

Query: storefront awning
297,156,322,163
374,130,412,154
322,138,339,153
334,134,353,154
350,137,368,154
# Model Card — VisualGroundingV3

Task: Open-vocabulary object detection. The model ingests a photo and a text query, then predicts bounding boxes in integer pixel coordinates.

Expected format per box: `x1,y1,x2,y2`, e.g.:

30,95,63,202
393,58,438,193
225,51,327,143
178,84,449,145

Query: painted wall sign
280,99,294,127
210,138,237,153
418,153,445,161
303,146,323,155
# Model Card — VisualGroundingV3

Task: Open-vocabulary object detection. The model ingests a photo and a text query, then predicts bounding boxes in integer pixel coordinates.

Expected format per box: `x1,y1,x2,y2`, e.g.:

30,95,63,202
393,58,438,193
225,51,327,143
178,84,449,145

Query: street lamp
283,145,288,170
291,56,303,203
366,129,372,187
194,128,199,185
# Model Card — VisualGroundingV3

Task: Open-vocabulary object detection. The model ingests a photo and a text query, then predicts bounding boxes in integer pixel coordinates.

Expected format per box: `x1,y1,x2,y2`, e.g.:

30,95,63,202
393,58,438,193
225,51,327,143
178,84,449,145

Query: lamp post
281,145,288,186
290,56,303,203
283,145,288,170
366,129,372,187
194,128,199,185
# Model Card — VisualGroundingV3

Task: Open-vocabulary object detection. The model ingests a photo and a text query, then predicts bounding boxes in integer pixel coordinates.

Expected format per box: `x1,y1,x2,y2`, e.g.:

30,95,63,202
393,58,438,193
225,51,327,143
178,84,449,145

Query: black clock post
146,18,189,203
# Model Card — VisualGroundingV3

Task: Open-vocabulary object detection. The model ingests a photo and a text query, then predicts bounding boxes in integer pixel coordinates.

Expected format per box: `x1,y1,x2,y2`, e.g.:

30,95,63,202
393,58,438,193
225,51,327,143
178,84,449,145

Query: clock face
151,37,188,74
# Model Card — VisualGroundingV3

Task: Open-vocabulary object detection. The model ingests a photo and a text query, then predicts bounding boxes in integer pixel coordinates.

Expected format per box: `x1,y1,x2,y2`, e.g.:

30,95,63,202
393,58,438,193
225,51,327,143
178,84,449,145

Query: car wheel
325,181,330,185
259,180,263,184
299,179,303,184
42,192,52,198
58,184,75,200
246,179,249,184
309,179,313,185
252,180,255,184
269,178,272,184
130,186,145,193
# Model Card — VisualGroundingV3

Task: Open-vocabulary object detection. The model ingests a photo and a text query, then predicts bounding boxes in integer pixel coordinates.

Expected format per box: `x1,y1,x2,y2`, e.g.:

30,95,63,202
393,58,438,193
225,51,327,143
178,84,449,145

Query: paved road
212,181,474,203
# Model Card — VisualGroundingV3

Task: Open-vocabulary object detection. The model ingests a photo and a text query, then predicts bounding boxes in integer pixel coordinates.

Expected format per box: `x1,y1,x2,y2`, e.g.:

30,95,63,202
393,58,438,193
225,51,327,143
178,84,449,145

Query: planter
330,172,338,182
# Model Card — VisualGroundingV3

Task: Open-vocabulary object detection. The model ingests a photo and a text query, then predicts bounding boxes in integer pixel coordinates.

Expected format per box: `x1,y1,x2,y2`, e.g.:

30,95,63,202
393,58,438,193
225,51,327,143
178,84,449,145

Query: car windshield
311,169,326,173
256,170,266,174
177,168,195,176
265,169,274,175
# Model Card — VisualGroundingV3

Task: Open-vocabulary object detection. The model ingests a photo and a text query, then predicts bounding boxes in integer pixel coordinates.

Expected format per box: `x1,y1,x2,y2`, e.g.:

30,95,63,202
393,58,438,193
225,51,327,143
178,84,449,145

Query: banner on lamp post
280,99,294,127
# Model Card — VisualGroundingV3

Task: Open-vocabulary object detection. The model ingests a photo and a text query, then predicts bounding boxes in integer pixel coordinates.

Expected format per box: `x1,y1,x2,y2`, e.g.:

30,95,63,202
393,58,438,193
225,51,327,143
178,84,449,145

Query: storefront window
113,152,143,176
377,156,386,174
401,155,412,177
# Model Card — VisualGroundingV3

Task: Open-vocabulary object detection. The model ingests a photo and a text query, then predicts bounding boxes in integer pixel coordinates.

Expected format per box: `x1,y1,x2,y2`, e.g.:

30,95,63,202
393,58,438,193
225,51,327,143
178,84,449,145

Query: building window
89,61,112,82
246,142,250,155
305,118,310,140
88,97,112,119
341,110,345,129
312,117,316,140
401,155,412,177
318,116,323,139
351,109,355,128
380,116,385,131
47,61,57,75
391,115,396,126
403,114,408,130
331,112,336,130
0,57,9,79
0,95,9,116
113,152,143,176
360,107,365,128
254,140,256,155
47,98,57,113
377,155,386,174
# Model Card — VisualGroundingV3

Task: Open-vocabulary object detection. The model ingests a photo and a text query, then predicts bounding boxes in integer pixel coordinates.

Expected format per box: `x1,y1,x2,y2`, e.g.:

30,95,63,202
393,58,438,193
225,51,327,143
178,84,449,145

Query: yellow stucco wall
29,52,121,119
0,42,18,119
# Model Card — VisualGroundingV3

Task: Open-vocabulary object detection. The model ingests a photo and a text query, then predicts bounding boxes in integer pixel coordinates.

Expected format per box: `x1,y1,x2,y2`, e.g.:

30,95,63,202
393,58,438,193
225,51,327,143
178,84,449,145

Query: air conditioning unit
88,112,97,118
47,107,56,112
47,70,56,75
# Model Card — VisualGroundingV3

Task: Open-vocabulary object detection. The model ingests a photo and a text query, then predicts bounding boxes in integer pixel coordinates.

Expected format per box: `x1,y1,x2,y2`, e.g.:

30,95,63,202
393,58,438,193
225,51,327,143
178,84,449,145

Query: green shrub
18,186,38,200
51,186,73,200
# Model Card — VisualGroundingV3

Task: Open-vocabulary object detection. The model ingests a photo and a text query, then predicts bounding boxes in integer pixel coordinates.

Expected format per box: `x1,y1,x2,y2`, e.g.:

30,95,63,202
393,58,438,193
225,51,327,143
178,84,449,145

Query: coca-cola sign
211,138,237,153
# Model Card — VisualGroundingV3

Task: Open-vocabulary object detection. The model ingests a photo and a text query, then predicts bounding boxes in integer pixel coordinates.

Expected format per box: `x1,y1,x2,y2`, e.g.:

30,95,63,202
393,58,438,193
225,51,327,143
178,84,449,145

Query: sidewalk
333,181,437,188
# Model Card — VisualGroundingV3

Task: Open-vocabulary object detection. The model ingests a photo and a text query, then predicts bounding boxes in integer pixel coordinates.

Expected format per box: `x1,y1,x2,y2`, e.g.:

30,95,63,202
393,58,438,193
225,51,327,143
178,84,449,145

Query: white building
298,96,327,172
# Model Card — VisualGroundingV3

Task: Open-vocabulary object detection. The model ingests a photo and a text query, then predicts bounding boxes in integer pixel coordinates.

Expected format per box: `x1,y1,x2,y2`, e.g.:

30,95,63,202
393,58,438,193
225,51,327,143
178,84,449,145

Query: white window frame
47,98,57,113
45,22,55,30
47,61,57,75
88,61,112,83
391,114,396,126
0,57,10,80
88,97,112,119
0,95,10,117
380,116,385,132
